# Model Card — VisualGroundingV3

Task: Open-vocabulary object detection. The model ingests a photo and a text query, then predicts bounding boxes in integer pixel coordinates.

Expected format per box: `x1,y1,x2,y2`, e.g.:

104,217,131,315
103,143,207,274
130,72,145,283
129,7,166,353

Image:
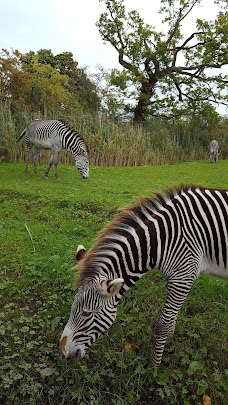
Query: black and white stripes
17,119,89,179
60,185,228,366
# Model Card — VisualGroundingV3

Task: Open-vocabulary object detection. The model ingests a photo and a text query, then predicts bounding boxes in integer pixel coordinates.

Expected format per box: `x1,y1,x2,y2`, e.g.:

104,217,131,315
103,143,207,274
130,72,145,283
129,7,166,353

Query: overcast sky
0,0,227,113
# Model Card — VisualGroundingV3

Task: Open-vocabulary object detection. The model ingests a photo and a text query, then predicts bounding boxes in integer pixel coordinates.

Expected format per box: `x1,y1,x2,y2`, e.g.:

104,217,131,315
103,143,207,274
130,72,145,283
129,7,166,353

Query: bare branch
173,80,183,102
118,49,140,75
109,9,125,49
167,0,199,45
176,31,206,50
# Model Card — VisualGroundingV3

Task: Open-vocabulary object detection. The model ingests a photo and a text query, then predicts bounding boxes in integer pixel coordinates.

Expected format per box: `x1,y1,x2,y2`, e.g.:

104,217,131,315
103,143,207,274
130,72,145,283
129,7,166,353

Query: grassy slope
0,161,228,405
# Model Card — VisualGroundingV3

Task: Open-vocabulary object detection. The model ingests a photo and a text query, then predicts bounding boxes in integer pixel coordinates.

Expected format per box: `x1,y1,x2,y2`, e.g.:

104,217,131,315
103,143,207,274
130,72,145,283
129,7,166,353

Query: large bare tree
97,0,228,122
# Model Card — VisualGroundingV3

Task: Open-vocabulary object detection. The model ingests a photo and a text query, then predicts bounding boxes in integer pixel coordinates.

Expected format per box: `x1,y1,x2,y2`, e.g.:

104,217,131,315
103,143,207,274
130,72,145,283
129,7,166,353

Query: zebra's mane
75,184,202,285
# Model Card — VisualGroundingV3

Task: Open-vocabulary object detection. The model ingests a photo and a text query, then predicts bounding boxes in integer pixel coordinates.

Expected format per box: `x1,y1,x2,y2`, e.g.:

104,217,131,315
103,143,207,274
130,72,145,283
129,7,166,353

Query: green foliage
22,49,100,113
28,56,71,116
0,48,100,116
0,162,227,404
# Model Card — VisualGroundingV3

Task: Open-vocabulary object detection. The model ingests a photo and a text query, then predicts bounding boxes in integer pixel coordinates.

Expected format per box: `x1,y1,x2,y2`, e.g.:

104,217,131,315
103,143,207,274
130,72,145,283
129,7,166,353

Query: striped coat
60,185,227,366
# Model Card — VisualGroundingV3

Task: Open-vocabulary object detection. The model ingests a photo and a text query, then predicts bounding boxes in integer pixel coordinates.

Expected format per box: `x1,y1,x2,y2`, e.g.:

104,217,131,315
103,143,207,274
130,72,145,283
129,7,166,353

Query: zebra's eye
81,310,92,318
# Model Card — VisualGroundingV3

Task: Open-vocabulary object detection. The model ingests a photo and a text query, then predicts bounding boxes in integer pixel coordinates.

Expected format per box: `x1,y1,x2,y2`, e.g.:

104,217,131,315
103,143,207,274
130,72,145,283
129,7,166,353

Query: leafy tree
22,49,100,112
187,100,221,128
21,49,77,76
28,56,71,115
0,49,73,115
97,0,228,122
92,66,128,118
1,48,100,115
0,49,31,112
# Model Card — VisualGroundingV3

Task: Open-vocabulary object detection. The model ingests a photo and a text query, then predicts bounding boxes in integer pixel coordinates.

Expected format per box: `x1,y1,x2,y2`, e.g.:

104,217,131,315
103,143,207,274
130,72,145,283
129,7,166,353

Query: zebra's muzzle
59,335,69,358
59,334,86,359
75,349,83,358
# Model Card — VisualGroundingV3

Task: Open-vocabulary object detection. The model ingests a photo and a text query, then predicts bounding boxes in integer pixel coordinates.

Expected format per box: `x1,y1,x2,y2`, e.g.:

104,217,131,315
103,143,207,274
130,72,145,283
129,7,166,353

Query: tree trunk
134,97,147,123
133,77,157,123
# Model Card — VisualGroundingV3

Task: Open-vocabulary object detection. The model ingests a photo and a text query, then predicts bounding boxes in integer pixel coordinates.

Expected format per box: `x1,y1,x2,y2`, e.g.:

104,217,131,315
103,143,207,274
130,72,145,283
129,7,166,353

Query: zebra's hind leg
25,142,33,173
148,278,194,367
33,147,40,175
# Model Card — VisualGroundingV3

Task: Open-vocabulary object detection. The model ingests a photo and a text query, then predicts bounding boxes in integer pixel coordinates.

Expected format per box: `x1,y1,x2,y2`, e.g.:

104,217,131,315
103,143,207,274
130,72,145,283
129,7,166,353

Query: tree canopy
96,0,228,122
0,48,100,115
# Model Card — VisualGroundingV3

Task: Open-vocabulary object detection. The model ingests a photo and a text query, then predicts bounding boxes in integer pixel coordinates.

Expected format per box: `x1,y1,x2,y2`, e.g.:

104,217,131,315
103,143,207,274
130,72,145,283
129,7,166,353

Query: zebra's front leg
45,151,60,179
44,155,54,179
148,278,194,367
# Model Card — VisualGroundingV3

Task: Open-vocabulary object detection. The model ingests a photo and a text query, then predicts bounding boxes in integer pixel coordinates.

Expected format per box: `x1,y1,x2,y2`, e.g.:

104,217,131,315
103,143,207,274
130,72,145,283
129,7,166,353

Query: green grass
0,161,228,405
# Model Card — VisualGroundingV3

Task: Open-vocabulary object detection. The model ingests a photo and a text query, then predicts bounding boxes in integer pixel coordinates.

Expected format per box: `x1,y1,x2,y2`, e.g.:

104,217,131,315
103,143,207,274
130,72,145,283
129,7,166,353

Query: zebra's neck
85,219,160,299
61,131,76,154
62,131,87,164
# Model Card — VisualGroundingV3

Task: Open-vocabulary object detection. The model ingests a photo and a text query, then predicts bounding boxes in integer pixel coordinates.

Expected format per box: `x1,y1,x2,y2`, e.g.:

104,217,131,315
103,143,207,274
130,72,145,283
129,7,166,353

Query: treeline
0,48,228,166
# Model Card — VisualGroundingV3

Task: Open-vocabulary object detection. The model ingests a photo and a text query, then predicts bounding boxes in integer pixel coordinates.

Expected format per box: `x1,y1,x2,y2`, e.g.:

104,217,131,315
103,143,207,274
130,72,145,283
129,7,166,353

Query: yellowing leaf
124,343,132,351
202,394,211,405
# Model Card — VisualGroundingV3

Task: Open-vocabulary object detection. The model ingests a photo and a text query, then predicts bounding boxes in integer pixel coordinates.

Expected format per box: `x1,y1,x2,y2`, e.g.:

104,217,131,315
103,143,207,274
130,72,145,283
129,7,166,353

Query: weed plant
1,105,228,166
0,162,228,404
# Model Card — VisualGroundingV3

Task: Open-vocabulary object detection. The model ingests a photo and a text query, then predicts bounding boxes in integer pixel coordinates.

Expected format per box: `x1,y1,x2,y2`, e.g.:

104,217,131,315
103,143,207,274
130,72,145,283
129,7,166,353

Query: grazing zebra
17,120,89,179
59,185,228,367
209,140,219,163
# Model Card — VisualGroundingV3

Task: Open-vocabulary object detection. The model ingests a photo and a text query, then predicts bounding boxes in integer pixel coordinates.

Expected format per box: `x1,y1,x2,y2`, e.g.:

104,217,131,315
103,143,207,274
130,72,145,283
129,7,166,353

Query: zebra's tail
17,129,26,142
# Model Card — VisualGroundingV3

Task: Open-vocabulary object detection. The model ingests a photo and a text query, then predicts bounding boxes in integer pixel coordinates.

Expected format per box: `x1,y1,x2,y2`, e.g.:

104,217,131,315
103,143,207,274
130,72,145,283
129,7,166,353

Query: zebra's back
171,187,227,277
26,120,65,147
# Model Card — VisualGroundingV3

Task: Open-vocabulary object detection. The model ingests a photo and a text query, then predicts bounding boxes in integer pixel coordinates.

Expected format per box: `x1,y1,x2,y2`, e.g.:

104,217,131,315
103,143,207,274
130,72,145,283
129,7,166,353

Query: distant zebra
209,140,219,163
17,120,89,179
60,185,228,367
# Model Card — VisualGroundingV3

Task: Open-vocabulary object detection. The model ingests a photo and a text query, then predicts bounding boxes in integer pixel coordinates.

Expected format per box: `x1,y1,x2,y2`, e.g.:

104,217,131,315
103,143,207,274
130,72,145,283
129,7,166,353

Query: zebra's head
75,149,89,179
59,246,124,359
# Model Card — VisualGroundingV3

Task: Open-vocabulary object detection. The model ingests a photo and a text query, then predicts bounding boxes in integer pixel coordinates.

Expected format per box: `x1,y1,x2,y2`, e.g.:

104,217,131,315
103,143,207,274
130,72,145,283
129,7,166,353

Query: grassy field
0,161,228,405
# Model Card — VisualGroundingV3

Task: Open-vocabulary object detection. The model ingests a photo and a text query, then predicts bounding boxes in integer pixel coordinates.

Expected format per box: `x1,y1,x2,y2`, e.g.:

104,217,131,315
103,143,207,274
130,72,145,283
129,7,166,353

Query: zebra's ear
76,245,86,262
98,278,124,297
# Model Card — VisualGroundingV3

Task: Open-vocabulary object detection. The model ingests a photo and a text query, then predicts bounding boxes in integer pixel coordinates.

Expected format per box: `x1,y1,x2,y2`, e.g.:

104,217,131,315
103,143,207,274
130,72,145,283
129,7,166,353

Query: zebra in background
17,120,89,179
209,140,219,163
59,185,227,367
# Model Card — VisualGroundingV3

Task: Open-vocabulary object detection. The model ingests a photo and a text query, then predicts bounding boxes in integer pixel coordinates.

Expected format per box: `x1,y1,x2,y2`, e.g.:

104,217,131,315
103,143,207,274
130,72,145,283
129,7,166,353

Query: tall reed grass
0,103,227,166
